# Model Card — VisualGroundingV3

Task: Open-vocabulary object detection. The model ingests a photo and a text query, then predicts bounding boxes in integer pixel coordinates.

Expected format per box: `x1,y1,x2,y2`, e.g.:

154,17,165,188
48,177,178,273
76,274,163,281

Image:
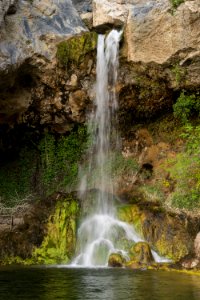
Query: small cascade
73,30,168,267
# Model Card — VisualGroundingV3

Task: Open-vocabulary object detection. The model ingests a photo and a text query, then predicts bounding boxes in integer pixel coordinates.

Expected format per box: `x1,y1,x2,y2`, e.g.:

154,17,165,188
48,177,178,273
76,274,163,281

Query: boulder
108,252,125,267
129,241,154,265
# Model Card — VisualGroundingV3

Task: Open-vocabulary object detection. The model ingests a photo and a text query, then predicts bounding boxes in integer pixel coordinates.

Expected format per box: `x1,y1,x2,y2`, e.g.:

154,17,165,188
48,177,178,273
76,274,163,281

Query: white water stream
72,30,168,267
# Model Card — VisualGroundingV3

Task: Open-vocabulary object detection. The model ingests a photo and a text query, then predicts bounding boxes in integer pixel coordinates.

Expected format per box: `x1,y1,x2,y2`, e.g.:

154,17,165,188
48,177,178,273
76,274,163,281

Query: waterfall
72,30,168,267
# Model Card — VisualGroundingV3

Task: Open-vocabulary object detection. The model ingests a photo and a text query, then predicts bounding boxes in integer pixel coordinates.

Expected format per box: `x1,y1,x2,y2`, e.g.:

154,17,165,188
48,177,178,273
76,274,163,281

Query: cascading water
73,30,168,267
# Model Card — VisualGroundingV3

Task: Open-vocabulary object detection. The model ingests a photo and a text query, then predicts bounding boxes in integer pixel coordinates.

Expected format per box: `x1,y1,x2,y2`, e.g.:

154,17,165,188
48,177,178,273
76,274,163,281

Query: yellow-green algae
57,31,97,66
33,198,79,264
117,204,190,262
129,242,154,265
2,197,79,265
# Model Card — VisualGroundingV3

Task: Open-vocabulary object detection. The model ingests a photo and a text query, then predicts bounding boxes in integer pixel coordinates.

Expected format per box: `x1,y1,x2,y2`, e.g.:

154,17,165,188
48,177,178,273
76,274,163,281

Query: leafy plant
173,91,200,123
38,126,88,195
0,126,88,206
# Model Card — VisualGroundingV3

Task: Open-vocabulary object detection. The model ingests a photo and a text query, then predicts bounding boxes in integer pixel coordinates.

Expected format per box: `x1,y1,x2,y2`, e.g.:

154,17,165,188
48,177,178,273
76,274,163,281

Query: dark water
0,266,200,300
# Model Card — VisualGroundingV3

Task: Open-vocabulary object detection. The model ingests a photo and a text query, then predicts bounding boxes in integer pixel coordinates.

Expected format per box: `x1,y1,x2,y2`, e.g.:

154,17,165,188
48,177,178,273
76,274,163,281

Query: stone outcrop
93,0,200,88
0,0,17,27
0,0,90,130
117,202,200,261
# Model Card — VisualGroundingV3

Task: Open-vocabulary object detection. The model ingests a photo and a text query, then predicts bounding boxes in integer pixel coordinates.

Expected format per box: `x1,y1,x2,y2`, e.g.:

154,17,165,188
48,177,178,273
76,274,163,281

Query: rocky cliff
0,0,200,269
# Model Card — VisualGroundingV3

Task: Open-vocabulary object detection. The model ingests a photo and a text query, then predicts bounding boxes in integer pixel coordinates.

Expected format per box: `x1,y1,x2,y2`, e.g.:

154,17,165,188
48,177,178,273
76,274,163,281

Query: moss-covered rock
117,203,197,262
57,32,97,66
129,242,154,265
108,253,125,267
33,197,79,264
0,193,80,265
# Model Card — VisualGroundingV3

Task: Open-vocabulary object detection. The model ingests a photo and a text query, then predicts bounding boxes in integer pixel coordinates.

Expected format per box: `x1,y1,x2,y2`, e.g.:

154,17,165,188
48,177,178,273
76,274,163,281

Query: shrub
173,91,200,123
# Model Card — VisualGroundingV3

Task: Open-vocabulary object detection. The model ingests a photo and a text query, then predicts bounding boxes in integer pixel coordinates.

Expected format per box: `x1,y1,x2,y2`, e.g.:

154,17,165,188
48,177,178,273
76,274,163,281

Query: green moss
129,242,154,265
168,124,200,210
108,253,125,267
117,205,144,237
57,32,97,66
170,0,184,9
32,196,79,264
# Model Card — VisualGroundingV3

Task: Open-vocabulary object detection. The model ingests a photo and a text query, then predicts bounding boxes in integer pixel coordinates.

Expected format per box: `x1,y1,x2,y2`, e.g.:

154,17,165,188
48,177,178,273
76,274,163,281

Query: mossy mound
108,253,125,267
0,193,80,265
33,197,79,264
117,203,197,262
57,31,97,66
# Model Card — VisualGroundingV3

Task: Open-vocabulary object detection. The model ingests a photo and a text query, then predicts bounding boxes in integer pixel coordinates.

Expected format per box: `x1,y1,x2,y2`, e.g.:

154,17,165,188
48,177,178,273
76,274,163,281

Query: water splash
73,30,168,267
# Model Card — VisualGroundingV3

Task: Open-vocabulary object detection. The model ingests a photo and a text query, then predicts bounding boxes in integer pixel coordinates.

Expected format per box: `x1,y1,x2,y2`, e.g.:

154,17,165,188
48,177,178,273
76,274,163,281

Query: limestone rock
69,90,89,122
93,0,129,29
125,0,200,65
0,0,86,73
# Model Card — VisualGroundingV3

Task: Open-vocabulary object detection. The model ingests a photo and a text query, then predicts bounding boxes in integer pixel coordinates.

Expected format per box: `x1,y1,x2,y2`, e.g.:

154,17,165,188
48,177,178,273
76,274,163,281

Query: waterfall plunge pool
0,266,200,300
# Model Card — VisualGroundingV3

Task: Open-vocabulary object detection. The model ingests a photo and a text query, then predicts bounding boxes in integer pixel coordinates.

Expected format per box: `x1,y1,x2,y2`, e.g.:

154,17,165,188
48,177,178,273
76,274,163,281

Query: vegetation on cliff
0,126,88,207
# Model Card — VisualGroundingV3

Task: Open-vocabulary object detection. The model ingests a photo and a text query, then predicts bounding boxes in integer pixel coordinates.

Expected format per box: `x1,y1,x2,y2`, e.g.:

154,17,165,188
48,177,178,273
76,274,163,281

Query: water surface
0,267,200,300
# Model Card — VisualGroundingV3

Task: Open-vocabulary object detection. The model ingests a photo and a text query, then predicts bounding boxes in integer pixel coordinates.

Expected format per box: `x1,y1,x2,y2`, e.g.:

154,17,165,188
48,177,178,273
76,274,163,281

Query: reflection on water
0,267,200,300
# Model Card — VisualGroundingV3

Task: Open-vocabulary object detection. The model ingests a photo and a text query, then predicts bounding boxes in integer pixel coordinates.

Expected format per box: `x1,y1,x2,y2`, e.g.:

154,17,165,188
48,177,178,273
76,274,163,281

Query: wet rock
108,252,125,267
117,203,199,262
129,241,154,265
194,232,200,258
181,258,200,269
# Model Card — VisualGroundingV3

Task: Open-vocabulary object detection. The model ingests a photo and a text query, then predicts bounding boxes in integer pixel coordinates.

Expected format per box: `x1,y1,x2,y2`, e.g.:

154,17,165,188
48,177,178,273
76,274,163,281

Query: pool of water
0,266,200,300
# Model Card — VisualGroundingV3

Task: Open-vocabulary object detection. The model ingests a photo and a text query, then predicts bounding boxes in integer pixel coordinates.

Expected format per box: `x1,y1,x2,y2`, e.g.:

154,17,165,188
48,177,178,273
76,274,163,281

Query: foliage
38,126,88,195
170,0,184,9
168,124,200,209
0,126,88,206
171,64,185,84
173,91,200,123
0,147,37,207
111,153,139,178
139,185,164,203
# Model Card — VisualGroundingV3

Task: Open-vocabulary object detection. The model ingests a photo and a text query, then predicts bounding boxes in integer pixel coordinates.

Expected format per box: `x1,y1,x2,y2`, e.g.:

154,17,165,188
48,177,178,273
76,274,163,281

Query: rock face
0,0,17,27
0,0,90,130
117,202,200,261
93,0,200,87
0,0,85,72
0,193,80,265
